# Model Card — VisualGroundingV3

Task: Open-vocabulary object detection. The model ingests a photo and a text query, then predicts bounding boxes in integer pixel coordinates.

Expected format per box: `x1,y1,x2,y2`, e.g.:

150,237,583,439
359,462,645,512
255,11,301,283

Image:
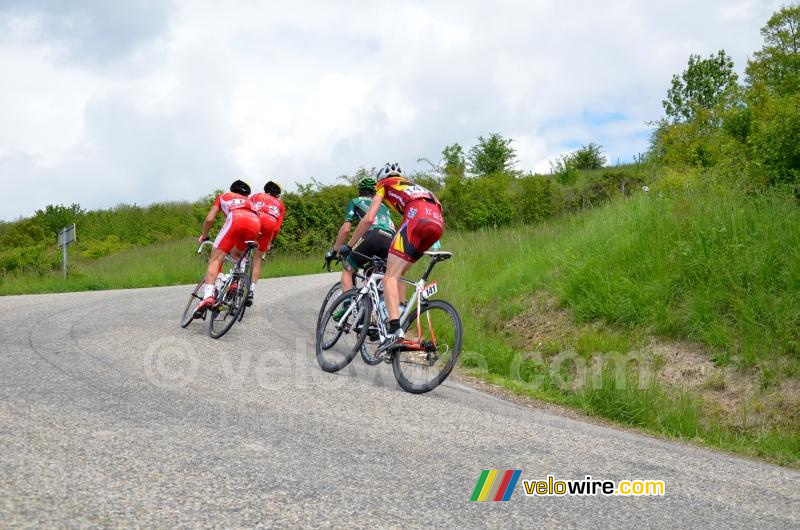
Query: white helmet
376,162,404,181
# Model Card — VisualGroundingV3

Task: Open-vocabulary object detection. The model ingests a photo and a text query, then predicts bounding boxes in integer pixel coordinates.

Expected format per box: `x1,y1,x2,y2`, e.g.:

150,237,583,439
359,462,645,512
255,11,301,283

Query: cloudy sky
0,0,783,220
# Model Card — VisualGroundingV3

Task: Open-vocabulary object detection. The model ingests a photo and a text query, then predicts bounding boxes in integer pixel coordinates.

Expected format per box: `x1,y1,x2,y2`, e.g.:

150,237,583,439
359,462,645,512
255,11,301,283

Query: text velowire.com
524,475,665,497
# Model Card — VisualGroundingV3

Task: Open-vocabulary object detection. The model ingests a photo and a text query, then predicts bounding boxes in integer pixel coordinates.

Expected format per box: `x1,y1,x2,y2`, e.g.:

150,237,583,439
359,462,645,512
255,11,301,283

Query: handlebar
323,253,342,272
197,240,213,254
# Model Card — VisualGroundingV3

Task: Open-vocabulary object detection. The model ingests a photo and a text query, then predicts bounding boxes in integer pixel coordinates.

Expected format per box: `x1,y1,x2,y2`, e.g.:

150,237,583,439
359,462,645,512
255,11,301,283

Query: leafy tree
467,133,517,176
571,143,607,169
746,5,800,96
662,50,739,123
33,203,85,236
441,143,466,177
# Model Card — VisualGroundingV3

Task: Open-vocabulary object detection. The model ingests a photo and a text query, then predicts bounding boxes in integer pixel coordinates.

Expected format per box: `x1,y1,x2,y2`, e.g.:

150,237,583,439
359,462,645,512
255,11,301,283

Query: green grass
423,183,800,466
0,237,320,295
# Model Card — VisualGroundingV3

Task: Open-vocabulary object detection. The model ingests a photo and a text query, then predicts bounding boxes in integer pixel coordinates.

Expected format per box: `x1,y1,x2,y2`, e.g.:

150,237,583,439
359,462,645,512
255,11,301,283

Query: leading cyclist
249,180,286,303
195,179,261,315
339,163,444,352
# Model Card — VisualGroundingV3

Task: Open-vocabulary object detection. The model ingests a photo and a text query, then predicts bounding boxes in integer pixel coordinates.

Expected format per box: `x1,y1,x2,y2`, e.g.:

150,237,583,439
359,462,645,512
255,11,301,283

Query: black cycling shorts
346,229,393,270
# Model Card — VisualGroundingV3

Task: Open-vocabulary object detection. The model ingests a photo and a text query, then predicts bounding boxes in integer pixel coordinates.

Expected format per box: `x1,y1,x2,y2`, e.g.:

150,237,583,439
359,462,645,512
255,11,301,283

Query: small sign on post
58,224,77,279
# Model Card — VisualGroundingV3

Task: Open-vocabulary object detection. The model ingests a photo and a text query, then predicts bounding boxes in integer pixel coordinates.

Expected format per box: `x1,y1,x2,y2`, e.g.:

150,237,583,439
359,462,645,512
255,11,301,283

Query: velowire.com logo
470,471,666,500
469,470,522,501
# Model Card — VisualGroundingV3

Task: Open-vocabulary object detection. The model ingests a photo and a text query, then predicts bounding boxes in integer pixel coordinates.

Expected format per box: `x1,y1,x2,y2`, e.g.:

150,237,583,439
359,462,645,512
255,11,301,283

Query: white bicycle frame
338,266,437,346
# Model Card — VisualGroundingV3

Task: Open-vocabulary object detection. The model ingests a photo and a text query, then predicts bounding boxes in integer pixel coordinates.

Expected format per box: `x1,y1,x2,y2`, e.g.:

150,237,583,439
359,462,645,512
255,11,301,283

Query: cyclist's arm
347,195,382,247
200,204,220,240
332,221,352,251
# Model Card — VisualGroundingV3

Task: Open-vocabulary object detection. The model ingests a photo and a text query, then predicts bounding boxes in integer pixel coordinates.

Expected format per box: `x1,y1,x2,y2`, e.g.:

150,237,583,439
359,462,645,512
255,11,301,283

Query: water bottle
214,273,225,292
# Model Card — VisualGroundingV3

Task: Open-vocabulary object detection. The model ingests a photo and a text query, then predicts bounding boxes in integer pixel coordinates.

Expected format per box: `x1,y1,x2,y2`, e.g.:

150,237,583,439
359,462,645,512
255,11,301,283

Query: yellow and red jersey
375,177,440,216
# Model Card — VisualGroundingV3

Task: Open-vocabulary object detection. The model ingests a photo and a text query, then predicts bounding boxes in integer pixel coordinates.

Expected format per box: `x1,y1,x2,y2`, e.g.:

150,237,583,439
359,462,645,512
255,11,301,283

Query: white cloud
0,0,786,219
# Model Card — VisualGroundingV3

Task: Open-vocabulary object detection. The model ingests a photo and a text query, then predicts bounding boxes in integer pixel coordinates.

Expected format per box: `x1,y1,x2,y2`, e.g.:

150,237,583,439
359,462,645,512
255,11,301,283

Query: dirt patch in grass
505,292,800,432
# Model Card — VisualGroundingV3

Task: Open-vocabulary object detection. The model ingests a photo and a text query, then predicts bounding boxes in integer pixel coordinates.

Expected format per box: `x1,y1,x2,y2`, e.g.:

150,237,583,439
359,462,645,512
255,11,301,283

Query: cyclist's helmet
376,162,404,181
264,181,282,197
357,176,377,195
230,179,251,196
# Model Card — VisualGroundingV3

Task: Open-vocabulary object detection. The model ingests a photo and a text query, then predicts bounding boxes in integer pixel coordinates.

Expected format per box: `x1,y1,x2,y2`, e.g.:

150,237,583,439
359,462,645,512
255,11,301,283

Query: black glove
338,244,352,257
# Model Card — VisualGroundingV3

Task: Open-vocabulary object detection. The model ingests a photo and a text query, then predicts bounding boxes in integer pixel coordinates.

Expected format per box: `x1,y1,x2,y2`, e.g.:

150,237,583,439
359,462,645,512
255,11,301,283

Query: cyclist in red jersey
249,181,286,302
195,179,261,314
339,162,444,352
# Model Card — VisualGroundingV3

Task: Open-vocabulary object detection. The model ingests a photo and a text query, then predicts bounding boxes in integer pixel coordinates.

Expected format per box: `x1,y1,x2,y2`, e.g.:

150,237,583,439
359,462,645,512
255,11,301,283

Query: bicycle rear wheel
180,278,205,328
209,272,250,339
393,300,462,394
316,289,369,372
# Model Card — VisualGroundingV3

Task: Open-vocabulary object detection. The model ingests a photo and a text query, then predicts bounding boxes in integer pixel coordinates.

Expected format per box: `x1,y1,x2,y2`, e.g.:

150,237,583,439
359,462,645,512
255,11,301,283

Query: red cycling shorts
213,210,261,254
389,199,444,263
257,213,281,252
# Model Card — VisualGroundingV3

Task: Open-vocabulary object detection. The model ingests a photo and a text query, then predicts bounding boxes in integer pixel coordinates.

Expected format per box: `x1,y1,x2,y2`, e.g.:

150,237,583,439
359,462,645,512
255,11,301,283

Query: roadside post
58,224,77,279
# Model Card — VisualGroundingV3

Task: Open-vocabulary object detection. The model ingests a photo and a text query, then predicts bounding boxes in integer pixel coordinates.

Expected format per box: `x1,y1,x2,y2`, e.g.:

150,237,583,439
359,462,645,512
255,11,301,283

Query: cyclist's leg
341,265,355,291
199,216,237,306
384,253,412,322
252,216,277,285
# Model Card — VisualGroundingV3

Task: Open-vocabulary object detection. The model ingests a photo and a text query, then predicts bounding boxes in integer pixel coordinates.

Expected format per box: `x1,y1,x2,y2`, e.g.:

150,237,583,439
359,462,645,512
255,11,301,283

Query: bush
517,175,560,223
438,173,515,230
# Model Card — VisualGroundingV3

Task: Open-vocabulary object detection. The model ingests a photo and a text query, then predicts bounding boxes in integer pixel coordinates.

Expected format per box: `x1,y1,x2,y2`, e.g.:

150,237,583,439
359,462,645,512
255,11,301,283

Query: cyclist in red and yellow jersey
340,162,444,352
195,179,261,314
249,181,286,302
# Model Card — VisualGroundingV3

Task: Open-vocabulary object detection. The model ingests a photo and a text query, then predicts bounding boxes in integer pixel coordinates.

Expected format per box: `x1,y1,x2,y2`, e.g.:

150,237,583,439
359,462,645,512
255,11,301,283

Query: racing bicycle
180,240,257,339
316,250,462,393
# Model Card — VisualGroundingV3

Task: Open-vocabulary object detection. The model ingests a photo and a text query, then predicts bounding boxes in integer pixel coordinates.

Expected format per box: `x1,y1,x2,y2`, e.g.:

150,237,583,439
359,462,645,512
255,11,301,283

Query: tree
746,5,800,96
33,203,85,236
571,143,607,169
441,143,466,177
467,133,517,176
662,50,739,123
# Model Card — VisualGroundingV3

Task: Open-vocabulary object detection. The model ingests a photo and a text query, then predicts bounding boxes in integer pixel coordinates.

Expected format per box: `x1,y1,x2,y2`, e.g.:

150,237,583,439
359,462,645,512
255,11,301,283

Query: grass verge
423,182,799,466
0,237,321,295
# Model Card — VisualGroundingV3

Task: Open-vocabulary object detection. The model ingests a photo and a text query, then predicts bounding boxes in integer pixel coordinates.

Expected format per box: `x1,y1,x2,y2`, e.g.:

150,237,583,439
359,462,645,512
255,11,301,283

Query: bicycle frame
334,251,441,350
197,240,255,304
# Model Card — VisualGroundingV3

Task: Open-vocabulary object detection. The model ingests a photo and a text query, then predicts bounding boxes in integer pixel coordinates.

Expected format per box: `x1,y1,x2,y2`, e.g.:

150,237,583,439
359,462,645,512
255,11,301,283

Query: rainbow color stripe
469,470,522,501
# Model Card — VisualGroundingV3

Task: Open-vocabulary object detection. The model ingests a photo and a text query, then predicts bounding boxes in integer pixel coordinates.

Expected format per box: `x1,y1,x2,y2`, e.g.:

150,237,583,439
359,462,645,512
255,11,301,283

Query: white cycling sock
250,282,256,292
203,283,214,299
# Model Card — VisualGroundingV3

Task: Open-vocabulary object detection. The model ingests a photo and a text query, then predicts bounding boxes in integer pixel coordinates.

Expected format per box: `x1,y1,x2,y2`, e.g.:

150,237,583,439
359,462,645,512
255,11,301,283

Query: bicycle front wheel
393,300,463,394
316,289,370,372
316,281,343,334
209,273,250,339
180,278,205,328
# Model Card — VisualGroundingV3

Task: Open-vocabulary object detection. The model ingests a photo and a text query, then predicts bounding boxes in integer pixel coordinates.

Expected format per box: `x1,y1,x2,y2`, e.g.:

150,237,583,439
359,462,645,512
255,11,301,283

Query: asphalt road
1,273,798,528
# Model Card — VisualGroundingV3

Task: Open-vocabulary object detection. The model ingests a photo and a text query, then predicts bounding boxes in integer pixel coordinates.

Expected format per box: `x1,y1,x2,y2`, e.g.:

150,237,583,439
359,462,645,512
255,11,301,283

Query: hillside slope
430,182,799,464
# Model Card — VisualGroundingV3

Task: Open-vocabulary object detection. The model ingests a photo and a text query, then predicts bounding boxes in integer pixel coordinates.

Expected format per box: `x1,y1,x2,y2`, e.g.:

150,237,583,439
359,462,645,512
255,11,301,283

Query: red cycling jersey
250,192,285,223
214,191,257,216
212,192,260,253
375,177,440,216
250,192,286,252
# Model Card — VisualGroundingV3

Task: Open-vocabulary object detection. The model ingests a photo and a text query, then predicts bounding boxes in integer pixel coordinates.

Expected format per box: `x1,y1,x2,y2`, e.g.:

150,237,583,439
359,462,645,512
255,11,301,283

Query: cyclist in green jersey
327,176,396,292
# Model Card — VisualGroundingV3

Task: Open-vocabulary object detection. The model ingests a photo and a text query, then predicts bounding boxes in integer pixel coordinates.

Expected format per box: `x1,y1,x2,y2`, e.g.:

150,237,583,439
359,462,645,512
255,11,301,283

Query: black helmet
230,179,251,195
264,181,282,197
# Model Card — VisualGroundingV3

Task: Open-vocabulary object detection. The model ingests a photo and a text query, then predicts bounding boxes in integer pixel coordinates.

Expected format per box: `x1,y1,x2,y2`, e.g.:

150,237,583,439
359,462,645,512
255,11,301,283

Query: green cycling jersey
344,197,395,234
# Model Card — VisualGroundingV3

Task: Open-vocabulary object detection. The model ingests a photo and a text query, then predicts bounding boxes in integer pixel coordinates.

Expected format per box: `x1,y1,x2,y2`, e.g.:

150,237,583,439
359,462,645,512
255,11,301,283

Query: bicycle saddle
424,251,453,261
245,240,258,249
